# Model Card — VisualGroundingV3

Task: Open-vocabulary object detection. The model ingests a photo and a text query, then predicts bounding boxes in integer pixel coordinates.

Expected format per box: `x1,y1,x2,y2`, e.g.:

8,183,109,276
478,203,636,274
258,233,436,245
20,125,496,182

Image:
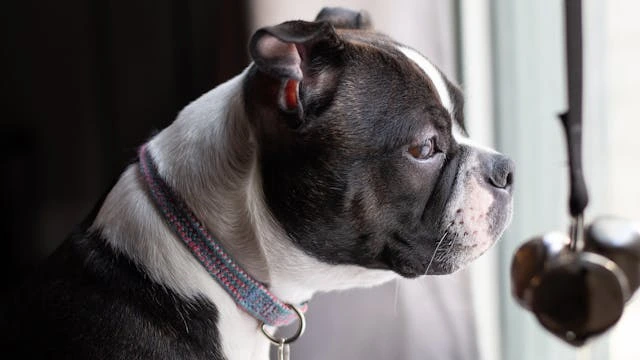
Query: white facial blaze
453,121,499,154
398,47,502,157
398,46,454,118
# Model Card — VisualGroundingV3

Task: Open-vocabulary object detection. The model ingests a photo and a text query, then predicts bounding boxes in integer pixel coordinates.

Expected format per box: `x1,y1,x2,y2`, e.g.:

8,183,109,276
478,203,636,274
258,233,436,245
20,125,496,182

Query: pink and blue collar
138,144,306,327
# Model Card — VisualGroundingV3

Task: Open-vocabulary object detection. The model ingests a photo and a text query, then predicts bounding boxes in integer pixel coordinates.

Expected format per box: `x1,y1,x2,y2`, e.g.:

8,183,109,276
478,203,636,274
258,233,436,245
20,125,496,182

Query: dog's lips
417,164,513,275
381,217,499,277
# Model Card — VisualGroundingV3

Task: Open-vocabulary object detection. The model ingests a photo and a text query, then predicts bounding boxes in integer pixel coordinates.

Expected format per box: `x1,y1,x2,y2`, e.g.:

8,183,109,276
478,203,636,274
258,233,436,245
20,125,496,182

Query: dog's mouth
377,227,465,278
386,179,513,278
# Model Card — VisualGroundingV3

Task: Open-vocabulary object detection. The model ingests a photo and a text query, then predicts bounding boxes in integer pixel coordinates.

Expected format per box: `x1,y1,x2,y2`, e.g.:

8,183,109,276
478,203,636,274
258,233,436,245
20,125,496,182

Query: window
478,0,640,359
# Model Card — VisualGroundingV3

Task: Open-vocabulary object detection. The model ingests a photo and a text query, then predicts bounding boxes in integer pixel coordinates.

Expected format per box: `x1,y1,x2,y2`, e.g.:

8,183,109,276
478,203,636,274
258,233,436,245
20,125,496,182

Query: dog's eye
408,138,436,160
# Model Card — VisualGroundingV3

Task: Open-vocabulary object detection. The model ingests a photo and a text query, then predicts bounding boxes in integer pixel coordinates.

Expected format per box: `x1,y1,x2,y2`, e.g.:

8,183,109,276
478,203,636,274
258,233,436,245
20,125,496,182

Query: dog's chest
210,285,274,359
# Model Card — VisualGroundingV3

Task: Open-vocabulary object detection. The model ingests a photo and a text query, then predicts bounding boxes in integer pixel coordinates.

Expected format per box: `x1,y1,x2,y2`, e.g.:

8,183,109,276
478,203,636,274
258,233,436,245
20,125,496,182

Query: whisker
392,279,400,316
424,223,453,275
442,237,457,258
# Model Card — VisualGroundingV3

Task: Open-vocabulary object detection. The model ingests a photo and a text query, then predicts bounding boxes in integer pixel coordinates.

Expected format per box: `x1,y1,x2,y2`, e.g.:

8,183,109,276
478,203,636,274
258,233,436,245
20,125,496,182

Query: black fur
3,210,224,359
315,7,372,30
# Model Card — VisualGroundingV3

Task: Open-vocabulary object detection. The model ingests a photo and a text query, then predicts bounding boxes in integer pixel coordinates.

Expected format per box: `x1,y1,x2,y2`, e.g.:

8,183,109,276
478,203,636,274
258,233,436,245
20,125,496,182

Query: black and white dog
4,8,514,359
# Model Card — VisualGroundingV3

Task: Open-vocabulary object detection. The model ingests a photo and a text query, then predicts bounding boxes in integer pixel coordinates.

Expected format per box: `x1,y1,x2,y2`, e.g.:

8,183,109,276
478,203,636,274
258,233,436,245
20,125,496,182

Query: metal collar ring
260,304,307,345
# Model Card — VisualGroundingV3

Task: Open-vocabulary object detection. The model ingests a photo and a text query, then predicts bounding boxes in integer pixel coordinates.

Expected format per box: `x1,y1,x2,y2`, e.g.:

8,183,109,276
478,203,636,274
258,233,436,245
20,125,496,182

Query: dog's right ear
315,7,372,30
249,20,343,81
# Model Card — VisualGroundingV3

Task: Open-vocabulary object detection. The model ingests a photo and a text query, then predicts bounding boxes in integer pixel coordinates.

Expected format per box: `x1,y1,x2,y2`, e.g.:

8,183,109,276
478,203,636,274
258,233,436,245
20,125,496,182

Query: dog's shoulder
3,227,225,360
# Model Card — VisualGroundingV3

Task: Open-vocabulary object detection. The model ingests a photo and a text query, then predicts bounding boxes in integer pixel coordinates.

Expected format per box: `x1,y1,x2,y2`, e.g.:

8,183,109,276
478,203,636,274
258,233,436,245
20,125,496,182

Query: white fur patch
450,176,495,249
91,72,269,359
437,158,504,271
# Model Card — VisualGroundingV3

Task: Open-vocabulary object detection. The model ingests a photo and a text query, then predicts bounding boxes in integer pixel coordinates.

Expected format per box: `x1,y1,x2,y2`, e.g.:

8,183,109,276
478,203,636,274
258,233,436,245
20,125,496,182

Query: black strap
559,0,589,217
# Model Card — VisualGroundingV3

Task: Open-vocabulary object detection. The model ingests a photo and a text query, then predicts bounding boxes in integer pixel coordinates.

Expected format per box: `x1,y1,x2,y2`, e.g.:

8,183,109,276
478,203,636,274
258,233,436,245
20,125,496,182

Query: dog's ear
315,7,372,30
250,20,343,81
249,21,343,123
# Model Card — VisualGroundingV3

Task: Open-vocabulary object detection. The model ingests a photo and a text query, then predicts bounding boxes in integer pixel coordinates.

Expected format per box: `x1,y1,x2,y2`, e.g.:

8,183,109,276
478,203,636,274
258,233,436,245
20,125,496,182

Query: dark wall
1,1,249,294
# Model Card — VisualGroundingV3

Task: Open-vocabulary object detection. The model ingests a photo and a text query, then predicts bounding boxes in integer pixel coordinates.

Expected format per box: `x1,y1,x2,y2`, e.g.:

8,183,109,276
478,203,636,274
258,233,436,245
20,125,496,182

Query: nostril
489,174,507,189
489,157,515,189
505,171,514,187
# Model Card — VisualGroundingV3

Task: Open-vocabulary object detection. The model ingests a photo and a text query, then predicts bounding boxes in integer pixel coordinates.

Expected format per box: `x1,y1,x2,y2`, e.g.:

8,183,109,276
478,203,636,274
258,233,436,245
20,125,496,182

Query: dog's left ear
249,20,343,122
250,20,343,81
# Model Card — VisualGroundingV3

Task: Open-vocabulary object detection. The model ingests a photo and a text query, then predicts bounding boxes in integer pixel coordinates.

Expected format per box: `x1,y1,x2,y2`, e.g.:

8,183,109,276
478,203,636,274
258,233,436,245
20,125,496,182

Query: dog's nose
489,155,515,190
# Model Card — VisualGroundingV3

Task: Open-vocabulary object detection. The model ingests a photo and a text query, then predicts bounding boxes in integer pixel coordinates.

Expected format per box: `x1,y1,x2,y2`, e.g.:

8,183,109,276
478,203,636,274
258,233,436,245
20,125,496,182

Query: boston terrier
4,7,514,360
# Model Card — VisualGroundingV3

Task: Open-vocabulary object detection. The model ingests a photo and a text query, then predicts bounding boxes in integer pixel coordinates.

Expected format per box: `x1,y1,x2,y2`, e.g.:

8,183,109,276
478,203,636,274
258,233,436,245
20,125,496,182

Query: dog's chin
423,250,479,275
385,256,429,278
430,232,504,274
385,234,500,278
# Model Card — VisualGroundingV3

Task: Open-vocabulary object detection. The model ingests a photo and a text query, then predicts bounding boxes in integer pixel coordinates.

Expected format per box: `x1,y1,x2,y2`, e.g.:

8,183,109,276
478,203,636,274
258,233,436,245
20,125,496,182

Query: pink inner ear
284,79,299,110
257,35,303,79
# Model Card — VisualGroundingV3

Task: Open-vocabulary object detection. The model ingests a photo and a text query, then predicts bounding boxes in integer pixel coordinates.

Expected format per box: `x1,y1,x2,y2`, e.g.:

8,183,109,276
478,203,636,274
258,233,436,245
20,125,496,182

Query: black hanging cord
559,0,589,217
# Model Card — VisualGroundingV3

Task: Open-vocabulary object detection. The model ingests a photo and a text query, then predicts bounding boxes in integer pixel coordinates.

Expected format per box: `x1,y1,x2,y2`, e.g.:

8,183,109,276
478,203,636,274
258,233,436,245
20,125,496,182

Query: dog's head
244,8,514,277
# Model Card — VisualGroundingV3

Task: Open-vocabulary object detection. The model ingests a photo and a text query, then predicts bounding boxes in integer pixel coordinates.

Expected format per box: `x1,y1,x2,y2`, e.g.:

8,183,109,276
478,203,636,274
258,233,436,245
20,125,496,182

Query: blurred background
1,0,638,359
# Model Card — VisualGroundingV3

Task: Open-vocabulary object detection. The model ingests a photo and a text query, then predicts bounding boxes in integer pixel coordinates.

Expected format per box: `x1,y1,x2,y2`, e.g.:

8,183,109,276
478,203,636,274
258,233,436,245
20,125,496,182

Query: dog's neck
92,68,396,316
91,69,395,358
145,71,273,290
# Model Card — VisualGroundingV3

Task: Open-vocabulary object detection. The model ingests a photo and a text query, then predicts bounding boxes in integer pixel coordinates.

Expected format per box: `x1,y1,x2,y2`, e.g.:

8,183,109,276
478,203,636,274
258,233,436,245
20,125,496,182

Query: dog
4,7,514,359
